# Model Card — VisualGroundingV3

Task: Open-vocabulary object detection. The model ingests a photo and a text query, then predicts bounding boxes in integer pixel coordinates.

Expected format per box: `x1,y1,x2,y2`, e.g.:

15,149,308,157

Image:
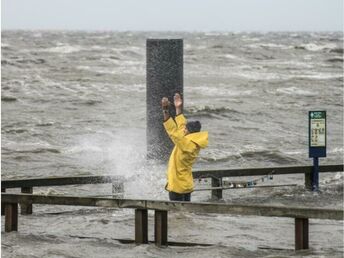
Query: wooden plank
193,164,343,179
295,218,309,250
154,210,168,246
2,193,343,220
20,187,33,215
135,209,148,244
1,175,123,188
5,203,18,232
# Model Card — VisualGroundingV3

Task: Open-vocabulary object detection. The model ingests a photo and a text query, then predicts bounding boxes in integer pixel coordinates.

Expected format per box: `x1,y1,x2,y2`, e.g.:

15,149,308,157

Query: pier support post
304,172,312,190
5,203,18,232
295,218,309,250
154,210,168,247
135,209,148,244
211,177,222,200
1,188,6,215
146,39,183,161
20,187,33,215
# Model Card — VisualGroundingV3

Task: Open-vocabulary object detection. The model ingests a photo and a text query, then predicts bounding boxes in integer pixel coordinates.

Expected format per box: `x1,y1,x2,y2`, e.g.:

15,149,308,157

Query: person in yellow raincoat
161,93,208,201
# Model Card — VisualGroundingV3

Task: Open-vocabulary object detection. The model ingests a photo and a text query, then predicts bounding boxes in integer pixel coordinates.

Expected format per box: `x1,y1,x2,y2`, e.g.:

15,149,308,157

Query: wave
211,44,225,49
1,60,15,66
294,43,338,52
276,87,316,96
184,106,242,118
1,43,11,48
250,43,292,50
327,58,343,63
200,148,299,164
119,49,142,58
329,48,343,54
3,128,28,134
1,96,17,102
44,45,83,54
16,58,46,65
239,150,298,164
36,122,55,127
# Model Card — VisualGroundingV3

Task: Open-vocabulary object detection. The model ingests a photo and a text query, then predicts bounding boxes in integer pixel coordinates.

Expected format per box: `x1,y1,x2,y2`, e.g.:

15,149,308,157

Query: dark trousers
169,191,191,202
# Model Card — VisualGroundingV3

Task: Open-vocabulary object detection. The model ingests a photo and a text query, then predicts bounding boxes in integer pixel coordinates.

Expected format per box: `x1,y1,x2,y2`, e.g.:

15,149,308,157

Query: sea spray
68,128,168,199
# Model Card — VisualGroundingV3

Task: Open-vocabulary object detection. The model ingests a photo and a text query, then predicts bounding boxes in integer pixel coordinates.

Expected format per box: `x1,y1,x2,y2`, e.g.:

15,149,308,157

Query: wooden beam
193,164,343,179
5,203,18,232
155,210,168,246
2,194,343,220
295,218,309,250
135,209,148,244
20,187,33,215
1,175,123,188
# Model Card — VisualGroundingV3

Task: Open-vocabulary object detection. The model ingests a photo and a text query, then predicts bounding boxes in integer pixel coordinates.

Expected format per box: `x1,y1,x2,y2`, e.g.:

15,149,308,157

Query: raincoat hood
186,131,208,149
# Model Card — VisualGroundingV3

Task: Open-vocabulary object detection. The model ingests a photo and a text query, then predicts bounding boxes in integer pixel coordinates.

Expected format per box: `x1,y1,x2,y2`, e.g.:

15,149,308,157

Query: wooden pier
1,164,343,250
2,193,343,250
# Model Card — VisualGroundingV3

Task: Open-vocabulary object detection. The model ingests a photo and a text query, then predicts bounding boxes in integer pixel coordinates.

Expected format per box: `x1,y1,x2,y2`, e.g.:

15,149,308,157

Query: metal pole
312,157,319,191
146,39,183,161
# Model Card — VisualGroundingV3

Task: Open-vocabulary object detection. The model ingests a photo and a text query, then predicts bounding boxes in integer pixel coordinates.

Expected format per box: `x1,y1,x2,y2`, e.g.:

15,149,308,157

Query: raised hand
161,97,170,110
174,93,182,115
174,93,183,108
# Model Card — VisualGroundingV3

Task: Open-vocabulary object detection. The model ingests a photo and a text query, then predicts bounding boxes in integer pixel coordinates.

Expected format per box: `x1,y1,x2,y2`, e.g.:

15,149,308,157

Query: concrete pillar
146,39,183,161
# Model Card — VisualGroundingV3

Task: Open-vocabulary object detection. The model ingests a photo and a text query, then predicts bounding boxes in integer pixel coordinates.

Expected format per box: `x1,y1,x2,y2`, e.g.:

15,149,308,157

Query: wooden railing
2,164,342,212
193,164,344,199
2,193,343,250
1,175,123,215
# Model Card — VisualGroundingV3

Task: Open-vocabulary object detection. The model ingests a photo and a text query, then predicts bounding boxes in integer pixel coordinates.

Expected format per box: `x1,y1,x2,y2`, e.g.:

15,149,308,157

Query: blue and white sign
309,111,326,158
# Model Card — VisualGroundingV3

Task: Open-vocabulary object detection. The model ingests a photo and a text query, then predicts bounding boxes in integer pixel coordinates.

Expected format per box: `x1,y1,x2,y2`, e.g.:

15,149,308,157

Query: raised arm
161,97,170,122
173,93,187,131
174,93,183,116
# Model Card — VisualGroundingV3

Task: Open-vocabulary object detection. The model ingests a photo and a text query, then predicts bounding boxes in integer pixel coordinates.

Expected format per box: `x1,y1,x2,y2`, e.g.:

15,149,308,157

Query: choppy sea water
1,31,343,257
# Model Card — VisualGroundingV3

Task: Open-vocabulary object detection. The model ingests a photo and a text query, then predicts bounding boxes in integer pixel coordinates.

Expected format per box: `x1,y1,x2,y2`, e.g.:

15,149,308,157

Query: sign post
308,111,326,191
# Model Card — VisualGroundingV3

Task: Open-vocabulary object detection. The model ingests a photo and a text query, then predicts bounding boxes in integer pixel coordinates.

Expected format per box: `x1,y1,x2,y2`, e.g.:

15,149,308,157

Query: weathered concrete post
146,39,183,160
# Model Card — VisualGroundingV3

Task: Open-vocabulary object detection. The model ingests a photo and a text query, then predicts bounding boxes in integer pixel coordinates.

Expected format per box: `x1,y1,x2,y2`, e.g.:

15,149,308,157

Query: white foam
192,85,254,97
297,73,342,80
259,43,293,50
276,87,316,96
300,43,337,51
44,45,83,54
224,54,240,60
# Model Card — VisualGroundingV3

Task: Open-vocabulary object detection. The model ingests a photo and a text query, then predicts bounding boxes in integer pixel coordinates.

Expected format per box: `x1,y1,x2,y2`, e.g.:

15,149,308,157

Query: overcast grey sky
2,0,343,31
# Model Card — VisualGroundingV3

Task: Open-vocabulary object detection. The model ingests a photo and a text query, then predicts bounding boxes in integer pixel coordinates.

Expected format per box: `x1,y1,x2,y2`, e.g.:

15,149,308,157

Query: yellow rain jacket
163,114,208,193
